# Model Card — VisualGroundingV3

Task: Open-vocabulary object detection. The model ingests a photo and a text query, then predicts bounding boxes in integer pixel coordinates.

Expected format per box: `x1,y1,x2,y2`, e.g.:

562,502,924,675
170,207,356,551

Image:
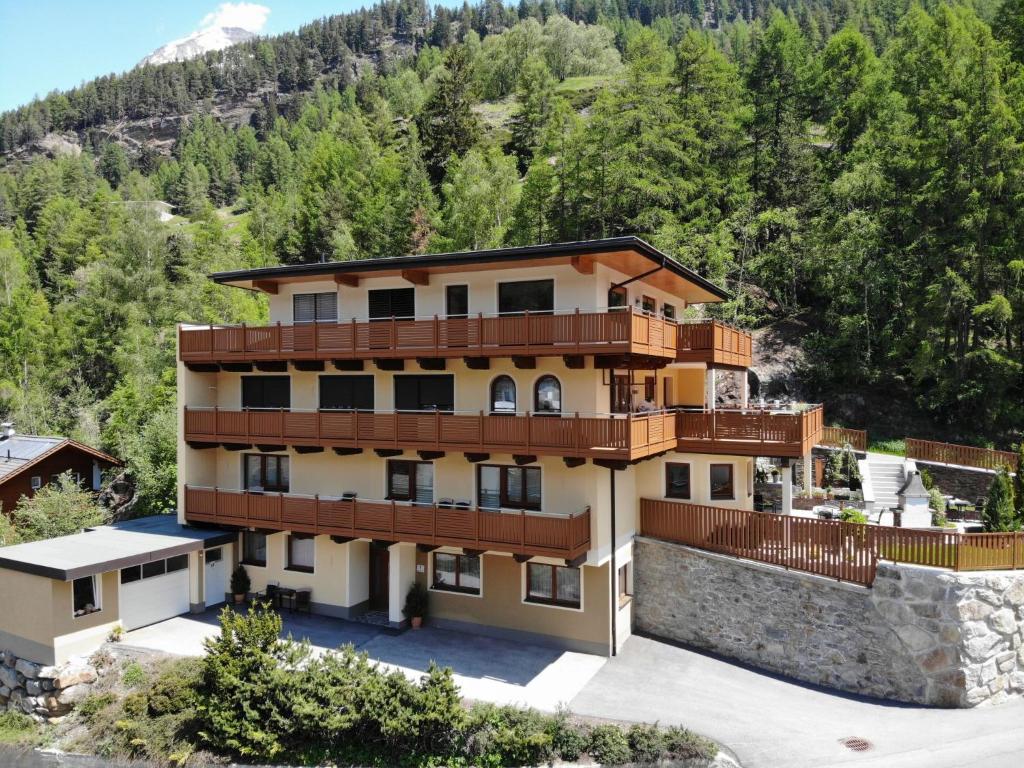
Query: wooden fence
639,499,1024,586
905,438,1018,473
819,426,868,452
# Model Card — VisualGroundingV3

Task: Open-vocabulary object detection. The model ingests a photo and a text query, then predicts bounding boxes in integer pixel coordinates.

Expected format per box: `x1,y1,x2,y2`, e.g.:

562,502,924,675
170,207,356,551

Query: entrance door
368,546,390,611
204,546,229,607
611,375,631,413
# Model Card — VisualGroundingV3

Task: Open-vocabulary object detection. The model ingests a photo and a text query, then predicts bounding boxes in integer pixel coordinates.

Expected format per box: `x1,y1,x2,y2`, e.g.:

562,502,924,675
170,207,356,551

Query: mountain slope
140,26,256,67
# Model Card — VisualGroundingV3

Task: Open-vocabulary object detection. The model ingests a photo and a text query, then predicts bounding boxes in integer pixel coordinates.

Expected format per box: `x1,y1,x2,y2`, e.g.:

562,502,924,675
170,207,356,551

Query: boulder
53,664,97,689
0,666,18,689
56,683,93,705
37,666,59,679
25,679,42,696
14,658,40,679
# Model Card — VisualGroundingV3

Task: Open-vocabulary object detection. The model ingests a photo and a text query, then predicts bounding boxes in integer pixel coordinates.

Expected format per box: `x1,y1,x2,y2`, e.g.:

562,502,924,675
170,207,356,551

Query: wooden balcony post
279,407,285,442
213,486,218,522
314,494,320,534
390,500,396,538
478,312,484,352
526,410,531,453
351,316,357,357
435,408,440,450
208,323,214,356
313,317,319,355
479,410,484,449
240,322,246,356
574,412,580,452
275,320,281,355
393,411,398,449
433,314,439,355
525,310,531,354
391,315,397,353
574,307,581,354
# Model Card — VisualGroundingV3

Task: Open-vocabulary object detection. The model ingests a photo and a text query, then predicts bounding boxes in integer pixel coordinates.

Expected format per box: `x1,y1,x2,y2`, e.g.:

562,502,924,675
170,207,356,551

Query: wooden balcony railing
178,308,679,364
184,486,591,561
675,405,823,458
640,499,1024,586
676,320,752,367
906,438,1018,473
819,426,868,452
184,407,679,461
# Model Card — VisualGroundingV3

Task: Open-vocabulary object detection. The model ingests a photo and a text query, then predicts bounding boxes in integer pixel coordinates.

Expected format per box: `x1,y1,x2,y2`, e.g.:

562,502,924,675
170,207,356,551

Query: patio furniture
256,582,281,608
275,586,296,611
292,589,312,615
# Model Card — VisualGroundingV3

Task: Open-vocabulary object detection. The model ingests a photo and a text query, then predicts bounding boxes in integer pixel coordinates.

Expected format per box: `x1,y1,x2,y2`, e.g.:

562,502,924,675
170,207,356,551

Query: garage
119,554,191,631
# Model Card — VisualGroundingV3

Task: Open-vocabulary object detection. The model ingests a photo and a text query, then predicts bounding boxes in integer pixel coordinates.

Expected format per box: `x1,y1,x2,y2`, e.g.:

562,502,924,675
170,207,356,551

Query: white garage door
119,554,191,631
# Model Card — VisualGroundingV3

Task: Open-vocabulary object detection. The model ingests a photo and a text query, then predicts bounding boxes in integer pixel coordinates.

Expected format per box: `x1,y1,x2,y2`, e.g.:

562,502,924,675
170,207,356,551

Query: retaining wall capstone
0,649,97,721
633,536,1024,707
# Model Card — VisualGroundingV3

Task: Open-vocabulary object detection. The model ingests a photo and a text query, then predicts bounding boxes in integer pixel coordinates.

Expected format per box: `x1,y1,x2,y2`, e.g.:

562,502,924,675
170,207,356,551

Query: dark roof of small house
0,515,235,581
0,435,121,486
897,472,930,499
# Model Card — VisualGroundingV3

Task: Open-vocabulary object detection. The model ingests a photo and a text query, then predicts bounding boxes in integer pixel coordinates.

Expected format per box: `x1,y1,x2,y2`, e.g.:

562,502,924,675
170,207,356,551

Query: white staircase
866,455,905,511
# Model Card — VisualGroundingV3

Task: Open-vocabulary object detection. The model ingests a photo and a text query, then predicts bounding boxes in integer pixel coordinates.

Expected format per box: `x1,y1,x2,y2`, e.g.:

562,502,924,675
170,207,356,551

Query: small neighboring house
0,423,122,515
0,515,234,664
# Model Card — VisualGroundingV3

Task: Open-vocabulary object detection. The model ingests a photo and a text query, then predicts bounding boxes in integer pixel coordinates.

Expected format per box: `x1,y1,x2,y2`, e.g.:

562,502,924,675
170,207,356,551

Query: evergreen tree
417,44,481,184
983,468,1017,532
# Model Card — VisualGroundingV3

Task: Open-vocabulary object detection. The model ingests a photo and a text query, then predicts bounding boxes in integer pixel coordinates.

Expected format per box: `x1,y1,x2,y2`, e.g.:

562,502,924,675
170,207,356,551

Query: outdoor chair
292,589,312,615
257,582,280,608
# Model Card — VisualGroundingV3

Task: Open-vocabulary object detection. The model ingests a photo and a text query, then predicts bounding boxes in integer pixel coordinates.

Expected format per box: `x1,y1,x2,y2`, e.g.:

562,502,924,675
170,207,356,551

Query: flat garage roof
0,515,236,581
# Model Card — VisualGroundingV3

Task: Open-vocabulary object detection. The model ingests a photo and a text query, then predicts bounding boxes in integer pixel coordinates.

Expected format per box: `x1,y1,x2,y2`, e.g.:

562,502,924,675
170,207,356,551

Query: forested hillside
0,0,1022,516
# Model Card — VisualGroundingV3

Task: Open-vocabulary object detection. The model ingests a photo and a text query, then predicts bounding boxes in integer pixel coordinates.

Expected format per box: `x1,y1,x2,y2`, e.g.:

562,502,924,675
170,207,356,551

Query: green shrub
663,725,717,759
920,468,935,490
121,660,148,689
230,564,250,596
984,469,1016,532
465,703,553,767
548,707,588,761
839,507,867,524
627,723,665,763
122,692,148,718
0,711,39,745
869,438,905,456
77,692,118,723
147,658,202,717
588,724,631,765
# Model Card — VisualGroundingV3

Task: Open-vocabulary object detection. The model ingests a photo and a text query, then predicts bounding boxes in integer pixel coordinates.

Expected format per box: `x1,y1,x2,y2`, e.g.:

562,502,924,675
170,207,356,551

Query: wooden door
368,546,390,611
611,375,631,413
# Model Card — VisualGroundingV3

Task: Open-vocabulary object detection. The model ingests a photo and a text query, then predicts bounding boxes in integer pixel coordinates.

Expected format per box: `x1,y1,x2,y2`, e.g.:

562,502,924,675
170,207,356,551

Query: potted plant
402,581,429,629
230,565,250,604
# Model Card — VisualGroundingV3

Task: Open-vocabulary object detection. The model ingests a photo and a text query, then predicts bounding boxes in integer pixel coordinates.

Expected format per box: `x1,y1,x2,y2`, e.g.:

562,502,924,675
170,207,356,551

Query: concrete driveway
123,607,605,710
570,634,1024,768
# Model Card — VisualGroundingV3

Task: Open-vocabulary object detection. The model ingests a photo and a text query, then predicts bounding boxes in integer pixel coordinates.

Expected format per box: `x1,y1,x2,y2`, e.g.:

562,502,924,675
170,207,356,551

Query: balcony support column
803,453,813,498
388,542,417,626
780,459,793,515
704,367,717,411
740,370,749,408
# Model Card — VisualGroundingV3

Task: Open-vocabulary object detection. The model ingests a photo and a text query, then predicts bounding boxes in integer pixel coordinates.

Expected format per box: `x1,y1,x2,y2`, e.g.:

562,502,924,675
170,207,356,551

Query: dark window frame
387,460,434,504
533,375,562,414
662,303,676,320
618,562,631,606
432,552,481,595
477,464,541,511
293,292,338,323
525,563,581,609
205,547,223,563
394,374,454,412
120,565,141,584
242,531,267,567
368,287,415,320
710,463,735,501
608,285,628,310
287,534,316,573
244,454,290,493
665,462,692,500
319,374,375,411
445,284,469,319
497,279,554,316
641,295,656,314
241,375,291,410
72,575,101,617
490,375,517,413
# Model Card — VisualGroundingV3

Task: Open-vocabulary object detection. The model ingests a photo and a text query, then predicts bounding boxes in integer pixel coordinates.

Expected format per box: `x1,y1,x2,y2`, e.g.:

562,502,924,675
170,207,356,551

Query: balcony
183,486,591,562
676,320,752,368
178,308,679,366
184,407,679,462
675,405,824,458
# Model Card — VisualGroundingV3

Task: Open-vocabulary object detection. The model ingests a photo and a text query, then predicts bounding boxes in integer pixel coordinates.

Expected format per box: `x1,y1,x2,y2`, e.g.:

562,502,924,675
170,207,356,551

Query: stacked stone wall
633,537,1024,707
0,649,97,721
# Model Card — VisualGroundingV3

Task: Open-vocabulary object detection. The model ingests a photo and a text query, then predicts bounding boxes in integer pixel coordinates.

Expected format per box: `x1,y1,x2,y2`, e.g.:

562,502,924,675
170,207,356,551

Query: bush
230,564,250,596
0,710,39,745
627,723,665,763
121,660,148,688
839,507,867,524
984,469,1017,532
465,703,553,767
663,725,717,759
147,658,202,717
548,707,588,761
588,724,631,765
402,580,429,619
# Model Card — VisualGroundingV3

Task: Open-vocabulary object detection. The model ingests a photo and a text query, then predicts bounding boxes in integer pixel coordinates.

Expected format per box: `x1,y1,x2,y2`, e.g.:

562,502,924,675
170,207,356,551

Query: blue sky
0,1,378,112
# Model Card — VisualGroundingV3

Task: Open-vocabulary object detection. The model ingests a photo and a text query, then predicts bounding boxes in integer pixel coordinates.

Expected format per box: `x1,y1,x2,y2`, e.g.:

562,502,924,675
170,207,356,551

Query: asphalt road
570,634,1024,768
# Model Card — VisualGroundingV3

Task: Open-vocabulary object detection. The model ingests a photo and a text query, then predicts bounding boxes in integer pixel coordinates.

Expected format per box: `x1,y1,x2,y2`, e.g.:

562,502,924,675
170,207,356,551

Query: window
665,463,691,500
388,460,434,505
320,375,374,411
641,295,656,314
644,376,656,403
608,285,628,310
73,575,100,617
432,552,481,595
618,562,631,605
478,464,541,510
525,563,580,608
662,303,676,320
394,375,454,412
243,531,267,566
206,547,223,563
293,292,338,323
498,279,553,315
710,464,735,500
287,535,315,573
490,375,516,413
534,376,561,414
244,454,290,492
166,554,188,573
445,284,468,319
368,287,415,320
30,476,42,490
120,565,141,584
242,376,291,409
142,560,166,579
121,555,186,583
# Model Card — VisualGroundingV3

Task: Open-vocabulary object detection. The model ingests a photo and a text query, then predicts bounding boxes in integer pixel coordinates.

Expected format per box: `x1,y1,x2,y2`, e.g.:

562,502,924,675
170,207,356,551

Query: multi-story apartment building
175,237,823,656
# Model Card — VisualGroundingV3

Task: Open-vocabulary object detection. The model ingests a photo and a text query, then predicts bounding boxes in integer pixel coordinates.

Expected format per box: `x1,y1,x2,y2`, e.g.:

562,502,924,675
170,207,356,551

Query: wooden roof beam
335,273,360,287
571,255,594,275
252,280,279,294
402,269,430,286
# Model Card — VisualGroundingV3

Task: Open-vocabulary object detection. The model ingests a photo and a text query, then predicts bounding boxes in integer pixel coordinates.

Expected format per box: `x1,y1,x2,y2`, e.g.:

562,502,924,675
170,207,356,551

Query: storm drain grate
838,737,873,752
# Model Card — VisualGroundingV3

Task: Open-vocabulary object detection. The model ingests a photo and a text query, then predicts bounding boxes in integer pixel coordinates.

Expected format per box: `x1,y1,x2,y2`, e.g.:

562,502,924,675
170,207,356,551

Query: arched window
490,376,516,413
534,375,561,414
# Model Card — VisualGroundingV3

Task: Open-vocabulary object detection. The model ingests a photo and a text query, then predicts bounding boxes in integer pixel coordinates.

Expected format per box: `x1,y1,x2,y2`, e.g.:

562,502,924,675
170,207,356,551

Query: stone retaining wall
633,536,1024,707
0,649,97,721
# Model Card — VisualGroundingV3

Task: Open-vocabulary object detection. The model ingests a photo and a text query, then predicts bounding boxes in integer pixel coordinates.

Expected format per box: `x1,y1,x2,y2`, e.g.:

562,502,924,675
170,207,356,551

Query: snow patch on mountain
140,25,256,66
